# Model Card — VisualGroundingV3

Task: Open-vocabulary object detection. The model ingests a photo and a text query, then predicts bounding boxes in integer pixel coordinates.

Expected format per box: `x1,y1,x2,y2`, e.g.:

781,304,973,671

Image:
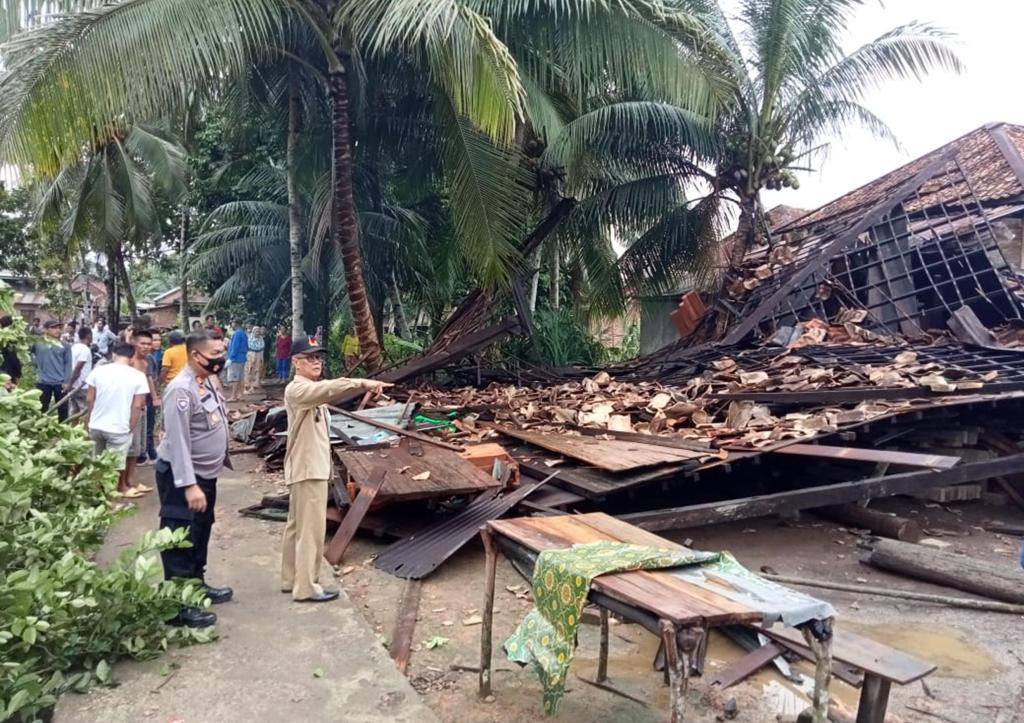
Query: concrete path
55,454,438,723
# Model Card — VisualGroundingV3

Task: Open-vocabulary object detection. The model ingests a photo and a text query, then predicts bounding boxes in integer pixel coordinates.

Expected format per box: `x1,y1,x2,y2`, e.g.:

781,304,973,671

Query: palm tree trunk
105,249,118,325
328,60,383,370
729,193,759,269
287,67,305,338
528,250,541,313
549,245,561,309
115,246,137,317
389,272,411,339
178,207,190,329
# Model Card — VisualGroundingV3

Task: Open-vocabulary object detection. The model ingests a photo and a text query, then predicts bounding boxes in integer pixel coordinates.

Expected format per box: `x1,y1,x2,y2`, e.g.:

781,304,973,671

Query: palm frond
434,98,531,289
342,0,525,145
0,0,284,173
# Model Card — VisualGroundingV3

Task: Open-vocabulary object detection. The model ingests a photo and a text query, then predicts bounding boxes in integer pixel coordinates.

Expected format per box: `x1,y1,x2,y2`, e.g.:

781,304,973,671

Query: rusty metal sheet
372,476,553,579
771,444,960,469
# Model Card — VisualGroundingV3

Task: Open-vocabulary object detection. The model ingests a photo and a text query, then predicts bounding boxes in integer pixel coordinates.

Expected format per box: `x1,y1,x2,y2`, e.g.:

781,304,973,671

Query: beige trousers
280,478,328,600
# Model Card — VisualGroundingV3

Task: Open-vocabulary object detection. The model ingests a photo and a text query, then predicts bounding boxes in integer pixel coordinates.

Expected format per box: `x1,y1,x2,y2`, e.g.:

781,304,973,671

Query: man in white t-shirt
84,341,150,497
66,327,93,418
93,317,117,359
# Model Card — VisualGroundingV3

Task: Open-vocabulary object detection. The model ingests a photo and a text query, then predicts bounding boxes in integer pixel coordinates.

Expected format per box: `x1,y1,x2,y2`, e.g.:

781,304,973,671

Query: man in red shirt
275,326,292,380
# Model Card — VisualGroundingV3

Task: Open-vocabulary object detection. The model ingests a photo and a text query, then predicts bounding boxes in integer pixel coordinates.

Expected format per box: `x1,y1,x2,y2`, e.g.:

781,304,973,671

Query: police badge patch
177,396,190,411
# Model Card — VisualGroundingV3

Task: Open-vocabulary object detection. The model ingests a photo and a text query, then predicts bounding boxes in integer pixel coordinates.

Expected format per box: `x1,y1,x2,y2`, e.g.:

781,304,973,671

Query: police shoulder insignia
176,396,190,411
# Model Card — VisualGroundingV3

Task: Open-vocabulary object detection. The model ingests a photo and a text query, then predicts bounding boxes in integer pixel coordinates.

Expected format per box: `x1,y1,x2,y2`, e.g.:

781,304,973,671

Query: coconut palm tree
34,124,187,321
696,0,963,266
0,0,723,369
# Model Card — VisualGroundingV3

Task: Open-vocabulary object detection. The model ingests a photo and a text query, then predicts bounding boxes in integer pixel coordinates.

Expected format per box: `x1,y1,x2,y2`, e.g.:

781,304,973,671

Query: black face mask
196,353,226,375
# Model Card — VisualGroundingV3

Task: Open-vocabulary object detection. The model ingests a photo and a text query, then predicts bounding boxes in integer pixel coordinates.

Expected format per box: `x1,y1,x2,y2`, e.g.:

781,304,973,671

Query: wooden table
478,513,836,722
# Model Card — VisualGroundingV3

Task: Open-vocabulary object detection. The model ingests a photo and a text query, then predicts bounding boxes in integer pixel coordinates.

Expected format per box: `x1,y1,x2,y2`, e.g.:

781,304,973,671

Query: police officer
156,329,233,627
280,336,390,602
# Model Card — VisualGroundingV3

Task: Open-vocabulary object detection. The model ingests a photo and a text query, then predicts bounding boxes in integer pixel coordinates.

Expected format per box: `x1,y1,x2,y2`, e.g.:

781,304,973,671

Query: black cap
168,330,186,345
291,336,326,358
43,320,61,329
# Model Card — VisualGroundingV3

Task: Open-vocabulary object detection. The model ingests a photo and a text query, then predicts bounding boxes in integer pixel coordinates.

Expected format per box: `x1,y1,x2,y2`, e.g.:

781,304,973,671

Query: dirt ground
55,387,1024,723
334,492,1024,723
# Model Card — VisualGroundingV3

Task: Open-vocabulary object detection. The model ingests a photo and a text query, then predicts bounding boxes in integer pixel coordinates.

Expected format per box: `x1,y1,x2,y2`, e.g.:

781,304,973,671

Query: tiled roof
776,123,1024,234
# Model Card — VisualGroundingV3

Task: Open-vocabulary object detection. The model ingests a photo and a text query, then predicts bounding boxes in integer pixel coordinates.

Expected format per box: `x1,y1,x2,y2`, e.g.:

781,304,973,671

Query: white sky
756,0,1024,213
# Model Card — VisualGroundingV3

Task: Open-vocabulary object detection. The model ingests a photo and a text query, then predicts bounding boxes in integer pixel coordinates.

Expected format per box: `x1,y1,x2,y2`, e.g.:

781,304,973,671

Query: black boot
203,584,234,604
170,606,217,628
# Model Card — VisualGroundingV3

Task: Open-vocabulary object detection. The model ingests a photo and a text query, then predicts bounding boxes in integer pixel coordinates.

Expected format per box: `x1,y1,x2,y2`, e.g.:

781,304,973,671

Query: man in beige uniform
281,336,390,602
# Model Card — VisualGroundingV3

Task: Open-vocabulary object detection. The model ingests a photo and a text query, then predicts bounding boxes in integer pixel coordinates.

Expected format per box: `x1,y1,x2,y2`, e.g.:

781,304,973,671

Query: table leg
801,618,834,723
855,674,892,723
479,528,499,699
660,620,691,723
597,608,610,683
689,625,708,677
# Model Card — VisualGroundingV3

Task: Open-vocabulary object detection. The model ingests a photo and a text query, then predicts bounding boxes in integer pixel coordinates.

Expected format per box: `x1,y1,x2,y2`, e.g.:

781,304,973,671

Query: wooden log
984,521,1024,536
815,505,924,542
761,573,1024,614
861,538,1024,605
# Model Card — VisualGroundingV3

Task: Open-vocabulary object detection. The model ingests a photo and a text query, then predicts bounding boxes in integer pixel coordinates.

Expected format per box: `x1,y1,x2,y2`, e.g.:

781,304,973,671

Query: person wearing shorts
84,341,149,496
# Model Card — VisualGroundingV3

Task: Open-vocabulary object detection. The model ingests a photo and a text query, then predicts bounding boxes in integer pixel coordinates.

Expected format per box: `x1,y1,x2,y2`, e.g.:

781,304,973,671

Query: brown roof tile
777,122,1024,234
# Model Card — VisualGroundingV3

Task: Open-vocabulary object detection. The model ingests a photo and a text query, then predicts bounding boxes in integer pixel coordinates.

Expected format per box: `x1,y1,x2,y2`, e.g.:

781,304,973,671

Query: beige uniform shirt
283,375,365,484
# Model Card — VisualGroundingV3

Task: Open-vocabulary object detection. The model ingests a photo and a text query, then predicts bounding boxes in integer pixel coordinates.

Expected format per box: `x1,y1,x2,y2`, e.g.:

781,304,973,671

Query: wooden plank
517,457,689,499
489,513,761,626
337,442,501,502
621,452,1024,531
496,427,707,472
773,444,960,470
709,642,787,689
325,467,386,565
761,626,936,686
390,579,422,674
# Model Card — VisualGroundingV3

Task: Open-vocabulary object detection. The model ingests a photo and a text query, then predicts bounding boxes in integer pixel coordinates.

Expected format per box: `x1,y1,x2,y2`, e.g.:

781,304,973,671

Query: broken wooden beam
860,538,1024,605
324,467,387,565
390,579,423,675
773,444,959,470
619,452,1024,531
814,504,924,542
708,642,787,689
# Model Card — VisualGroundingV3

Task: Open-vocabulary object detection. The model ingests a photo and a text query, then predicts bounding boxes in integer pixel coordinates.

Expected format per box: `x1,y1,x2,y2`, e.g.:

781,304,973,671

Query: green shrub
0,282,209,722
526,308,602,367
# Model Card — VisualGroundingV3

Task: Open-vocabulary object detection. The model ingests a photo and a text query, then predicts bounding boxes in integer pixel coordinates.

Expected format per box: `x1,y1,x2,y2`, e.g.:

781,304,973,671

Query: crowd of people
2,309,388,627
4,314,298,497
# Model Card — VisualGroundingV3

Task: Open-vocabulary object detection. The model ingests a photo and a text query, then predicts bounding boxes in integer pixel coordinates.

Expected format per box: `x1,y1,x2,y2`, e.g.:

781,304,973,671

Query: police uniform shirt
157,365,230,487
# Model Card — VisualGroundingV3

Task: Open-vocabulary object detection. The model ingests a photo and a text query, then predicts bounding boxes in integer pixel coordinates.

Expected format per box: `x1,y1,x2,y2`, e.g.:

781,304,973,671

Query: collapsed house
237,122,1024,575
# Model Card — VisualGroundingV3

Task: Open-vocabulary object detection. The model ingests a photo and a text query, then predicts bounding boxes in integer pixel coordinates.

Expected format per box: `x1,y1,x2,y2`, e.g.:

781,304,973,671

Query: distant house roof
146,286,211,306
776,122,1024,234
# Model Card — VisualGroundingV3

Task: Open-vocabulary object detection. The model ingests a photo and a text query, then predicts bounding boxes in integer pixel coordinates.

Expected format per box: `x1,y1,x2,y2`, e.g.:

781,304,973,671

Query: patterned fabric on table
504,541,719,714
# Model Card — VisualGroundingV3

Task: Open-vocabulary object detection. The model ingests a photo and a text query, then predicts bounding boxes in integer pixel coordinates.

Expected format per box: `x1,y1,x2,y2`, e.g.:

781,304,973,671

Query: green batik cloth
504,540,719,714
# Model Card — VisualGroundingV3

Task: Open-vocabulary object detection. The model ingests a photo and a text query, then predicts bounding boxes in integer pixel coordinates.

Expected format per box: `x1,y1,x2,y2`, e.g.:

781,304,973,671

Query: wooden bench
761,625,936,723
477,513,837,722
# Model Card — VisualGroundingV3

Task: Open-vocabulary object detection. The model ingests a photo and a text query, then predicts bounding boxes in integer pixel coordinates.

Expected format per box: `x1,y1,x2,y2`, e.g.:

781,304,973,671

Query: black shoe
296,588,340,603
202,584,234,604
169,606,217,628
